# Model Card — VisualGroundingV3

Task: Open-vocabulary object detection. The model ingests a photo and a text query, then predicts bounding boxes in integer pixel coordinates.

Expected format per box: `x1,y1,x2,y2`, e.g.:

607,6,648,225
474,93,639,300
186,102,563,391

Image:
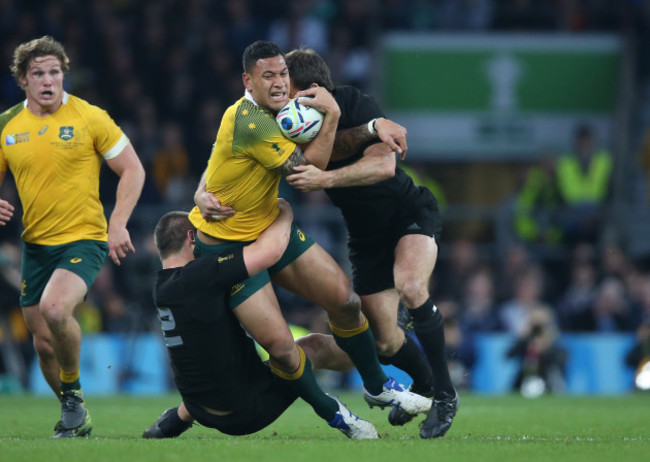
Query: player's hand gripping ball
276,97,324,144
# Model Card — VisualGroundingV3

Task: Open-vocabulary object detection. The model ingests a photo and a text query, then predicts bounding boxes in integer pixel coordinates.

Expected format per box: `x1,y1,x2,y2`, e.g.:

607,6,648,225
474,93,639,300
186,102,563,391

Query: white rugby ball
276,97,324,144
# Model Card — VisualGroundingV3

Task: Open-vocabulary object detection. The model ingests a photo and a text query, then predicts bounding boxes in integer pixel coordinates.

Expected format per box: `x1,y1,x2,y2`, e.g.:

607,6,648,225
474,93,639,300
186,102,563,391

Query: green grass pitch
1,392,649,462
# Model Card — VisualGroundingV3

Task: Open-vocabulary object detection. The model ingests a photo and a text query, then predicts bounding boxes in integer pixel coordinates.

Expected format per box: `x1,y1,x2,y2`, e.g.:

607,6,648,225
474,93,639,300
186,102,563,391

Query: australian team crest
59,126,74,140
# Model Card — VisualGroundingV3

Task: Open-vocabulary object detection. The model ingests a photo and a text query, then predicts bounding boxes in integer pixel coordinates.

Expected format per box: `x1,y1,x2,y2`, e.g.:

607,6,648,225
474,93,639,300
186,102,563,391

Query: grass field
1,392,649,462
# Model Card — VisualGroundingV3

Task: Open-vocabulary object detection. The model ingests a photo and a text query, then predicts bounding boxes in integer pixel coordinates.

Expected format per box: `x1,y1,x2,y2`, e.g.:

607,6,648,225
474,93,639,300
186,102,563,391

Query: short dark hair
11,36,70,88
153,211,196,260
285,47,334,92
242,40,284,73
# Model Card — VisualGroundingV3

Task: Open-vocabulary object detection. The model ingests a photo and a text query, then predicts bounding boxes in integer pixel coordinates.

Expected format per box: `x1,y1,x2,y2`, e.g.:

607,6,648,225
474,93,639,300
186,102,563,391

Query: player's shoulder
232,98,281,143
0,102,26,134
65,94,113,122
334,85,374,103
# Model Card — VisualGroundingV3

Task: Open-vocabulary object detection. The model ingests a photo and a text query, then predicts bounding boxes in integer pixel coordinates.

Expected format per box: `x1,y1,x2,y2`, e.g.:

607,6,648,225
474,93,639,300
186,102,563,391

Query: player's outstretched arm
242,199,293,276
286,142,396,191
0,171,15,226
105,143,145,265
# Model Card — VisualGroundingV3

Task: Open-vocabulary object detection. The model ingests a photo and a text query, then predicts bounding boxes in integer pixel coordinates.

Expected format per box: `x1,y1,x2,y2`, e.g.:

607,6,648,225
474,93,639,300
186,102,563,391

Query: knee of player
339,290,362,315
375,336,401,358
39,300,70,326
396,279,429,308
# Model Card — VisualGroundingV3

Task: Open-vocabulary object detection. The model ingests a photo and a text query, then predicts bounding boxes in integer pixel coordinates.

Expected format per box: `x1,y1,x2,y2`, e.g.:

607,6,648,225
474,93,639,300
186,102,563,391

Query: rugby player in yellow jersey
187,40,430,436
0,36,145,437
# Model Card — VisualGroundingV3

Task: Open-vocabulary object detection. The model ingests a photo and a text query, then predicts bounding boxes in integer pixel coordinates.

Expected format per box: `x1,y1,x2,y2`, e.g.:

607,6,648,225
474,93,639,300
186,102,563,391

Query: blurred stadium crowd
2,0,650,393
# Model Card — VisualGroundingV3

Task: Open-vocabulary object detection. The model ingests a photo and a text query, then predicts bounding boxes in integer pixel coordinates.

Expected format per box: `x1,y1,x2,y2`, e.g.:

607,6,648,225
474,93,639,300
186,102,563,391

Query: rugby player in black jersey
281,48,459,439
143,200,378,439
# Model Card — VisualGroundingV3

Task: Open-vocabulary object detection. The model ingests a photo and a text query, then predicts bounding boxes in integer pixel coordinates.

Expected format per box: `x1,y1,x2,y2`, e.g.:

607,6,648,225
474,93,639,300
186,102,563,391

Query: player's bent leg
360,290,404,358
39,269,87,372
273,245,390,394
360,290,436,426
394,235,458,436
271,243,361,329
232,283,302,373
40,269,92,438
22,305,61,396
393,234,437,309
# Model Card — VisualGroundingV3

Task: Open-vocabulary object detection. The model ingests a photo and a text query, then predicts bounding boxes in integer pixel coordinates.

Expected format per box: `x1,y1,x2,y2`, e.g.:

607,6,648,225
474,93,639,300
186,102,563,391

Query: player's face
243,55,290,113
20,55,64,116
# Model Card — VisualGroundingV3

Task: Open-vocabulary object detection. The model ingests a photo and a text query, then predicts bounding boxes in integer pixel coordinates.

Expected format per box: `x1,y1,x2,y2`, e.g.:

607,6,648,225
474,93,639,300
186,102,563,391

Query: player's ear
187,229,195,245
242,72,251,92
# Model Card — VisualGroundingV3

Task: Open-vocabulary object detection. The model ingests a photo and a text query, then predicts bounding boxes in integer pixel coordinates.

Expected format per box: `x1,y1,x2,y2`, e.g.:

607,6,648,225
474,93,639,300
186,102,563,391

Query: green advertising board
380,34,621,159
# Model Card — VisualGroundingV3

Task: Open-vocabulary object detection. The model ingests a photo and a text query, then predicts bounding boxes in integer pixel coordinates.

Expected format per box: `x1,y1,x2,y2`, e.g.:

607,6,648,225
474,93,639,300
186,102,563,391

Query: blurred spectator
556,259,598,331
506,305,567,397
101,291,142,333
457,265,501,334
498,263,547,336
511,157,562,245
151,122,192,204
268,0,329,57
434,238,482,301
556,124,613,245
591,277,635,332
443,315,476,390
494,242,531,303
599,242,632,282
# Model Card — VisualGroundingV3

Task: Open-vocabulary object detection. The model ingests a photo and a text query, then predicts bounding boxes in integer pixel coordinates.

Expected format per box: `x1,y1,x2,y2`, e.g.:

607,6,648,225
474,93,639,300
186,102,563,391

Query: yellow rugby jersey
189,94,296,241
0,93,129,245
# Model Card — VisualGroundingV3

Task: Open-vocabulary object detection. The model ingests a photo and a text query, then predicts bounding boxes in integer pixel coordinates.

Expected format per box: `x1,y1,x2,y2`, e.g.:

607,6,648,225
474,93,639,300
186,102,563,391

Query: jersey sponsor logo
407,223,421,231
69,257,83,263
6,132,29,145
218,253,234,263
231,283,245,296
38,125,49,135
59,126,74,141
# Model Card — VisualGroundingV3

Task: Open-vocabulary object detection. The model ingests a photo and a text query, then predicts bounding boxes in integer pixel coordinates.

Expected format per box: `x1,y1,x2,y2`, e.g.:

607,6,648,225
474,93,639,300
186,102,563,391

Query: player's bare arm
0,170,15,226
274,146,309,177
291,86,340,169
332,118,408,162
105,143,145,266
243,199,293,275
194,169,235,221
287,142,396,191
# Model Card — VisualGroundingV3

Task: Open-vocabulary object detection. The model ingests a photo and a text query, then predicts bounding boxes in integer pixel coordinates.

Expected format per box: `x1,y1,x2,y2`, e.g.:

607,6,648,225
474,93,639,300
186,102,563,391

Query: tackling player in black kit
283,48,459,439
143,200,378,439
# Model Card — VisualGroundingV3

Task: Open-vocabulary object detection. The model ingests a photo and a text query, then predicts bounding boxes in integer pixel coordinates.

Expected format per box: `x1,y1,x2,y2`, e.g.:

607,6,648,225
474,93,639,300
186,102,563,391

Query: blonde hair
10,36,70,88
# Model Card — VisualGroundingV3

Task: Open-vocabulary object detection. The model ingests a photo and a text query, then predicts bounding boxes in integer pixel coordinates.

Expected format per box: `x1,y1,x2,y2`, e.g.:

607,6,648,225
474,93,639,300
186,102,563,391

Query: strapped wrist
367,117,384,136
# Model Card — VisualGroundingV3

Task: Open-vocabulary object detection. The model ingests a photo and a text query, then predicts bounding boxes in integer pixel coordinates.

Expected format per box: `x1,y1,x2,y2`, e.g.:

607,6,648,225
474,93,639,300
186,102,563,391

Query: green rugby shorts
20,240,108,307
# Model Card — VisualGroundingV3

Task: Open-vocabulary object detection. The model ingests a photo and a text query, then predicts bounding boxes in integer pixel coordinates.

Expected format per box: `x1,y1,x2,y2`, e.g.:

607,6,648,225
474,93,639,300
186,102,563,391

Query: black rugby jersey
153,247,274,411
325,86,438,236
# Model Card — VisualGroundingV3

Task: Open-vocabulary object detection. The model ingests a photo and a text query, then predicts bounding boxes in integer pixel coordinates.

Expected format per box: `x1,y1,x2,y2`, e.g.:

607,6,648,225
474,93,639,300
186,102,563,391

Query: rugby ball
276,97,324,144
